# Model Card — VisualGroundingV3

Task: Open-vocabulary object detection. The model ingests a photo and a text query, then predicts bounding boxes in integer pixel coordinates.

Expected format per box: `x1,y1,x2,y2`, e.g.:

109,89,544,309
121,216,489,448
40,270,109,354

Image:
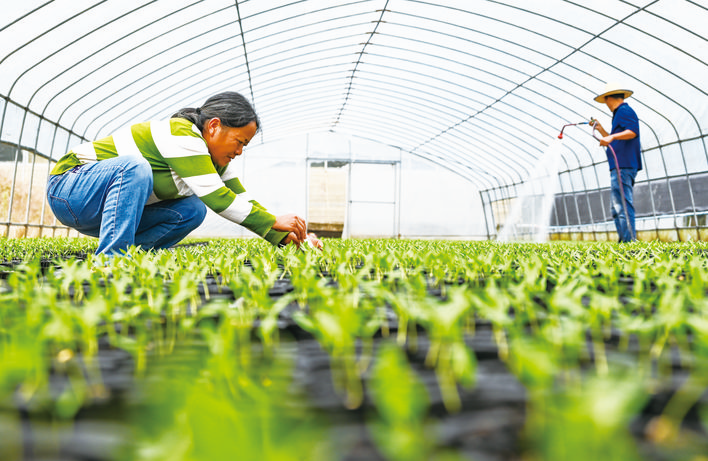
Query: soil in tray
3,261,708,460
5,316,708,461
3,329,528,461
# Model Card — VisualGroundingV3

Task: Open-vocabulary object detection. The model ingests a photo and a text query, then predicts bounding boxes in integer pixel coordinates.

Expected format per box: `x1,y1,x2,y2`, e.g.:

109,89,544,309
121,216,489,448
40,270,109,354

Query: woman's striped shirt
50,118,288,246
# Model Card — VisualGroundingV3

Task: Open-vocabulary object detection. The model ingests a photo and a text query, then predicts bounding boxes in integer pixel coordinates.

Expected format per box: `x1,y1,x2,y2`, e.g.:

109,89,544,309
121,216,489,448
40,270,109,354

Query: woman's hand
273,214,307,242
305,232,323,250
282,232,323,250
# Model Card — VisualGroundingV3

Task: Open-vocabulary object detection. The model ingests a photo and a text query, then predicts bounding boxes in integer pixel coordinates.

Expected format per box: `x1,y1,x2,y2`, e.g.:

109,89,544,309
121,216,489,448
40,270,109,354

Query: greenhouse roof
2,0,707,190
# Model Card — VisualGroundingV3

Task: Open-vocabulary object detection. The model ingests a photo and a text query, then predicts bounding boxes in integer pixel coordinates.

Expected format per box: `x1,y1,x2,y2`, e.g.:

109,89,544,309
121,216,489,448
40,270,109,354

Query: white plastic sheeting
192,131,485,239
1,0,707,238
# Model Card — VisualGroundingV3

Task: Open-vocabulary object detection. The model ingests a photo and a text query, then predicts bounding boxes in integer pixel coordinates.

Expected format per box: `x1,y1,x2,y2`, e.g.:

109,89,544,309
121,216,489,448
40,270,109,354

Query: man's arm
599,129,637,147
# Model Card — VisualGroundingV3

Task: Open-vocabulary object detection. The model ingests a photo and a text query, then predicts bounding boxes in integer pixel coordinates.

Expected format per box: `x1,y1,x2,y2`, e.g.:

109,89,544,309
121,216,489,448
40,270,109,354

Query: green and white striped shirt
51,118,288,246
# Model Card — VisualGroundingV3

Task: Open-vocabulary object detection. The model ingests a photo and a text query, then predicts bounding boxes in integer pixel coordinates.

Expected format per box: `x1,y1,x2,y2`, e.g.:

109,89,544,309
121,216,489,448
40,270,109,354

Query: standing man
590,82,642,242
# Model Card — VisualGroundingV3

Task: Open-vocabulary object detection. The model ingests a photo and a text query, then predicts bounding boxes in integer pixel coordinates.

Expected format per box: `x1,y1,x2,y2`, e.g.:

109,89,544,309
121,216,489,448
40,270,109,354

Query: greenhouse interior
1,1,708,460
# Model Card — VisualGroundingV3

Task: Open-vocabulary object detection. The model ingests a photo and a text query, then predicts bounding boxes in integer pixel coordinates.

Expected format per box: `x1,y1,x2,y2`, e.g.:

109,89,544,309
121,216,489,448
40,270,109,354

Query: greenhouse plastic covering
1,0,707,240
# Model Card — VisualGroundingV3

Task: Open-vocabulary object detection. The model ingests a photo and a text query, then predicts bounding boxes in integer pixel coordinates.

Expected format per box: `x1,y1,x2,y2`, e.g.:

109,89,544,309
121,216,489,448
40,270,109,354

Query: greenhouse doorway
306,159,400,239
307,159,348,238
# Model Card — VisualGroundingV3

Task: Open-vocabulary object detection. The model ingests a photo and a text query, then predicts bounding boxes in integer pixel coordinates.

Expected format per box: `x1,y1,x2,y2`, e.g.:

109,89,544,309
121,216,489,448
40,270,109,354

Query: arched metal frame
0,0,706,239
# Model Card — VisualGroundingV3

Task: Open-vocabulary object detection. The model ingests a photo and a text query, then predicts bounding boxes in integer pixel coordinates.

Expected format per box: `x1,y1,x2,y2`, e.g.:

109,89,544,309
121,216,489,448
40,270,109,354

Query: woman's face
203,118,258,168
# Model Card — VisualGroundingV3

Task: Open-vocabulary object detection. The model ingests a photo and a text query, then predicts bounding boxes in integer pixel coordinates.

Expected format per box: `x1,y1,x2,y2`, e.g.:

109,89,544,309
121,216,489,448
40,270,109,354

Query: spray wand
557,119,634,240
557,121,589,139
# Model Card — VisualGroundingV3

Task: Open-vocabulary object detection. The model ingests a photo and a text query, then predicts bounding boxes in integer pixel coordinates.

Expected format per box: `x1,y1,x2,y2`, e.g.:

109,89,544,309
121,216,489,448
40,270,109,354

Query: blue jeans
610,168,637,242
47,156,206,255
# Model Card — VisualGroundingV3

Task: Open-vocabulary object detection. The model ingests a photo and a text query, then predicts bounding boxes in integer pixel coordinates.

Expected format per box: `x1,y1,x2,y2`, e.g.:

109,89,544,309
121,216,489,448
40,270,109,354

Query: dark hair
606,93,625,100
172,91,260,133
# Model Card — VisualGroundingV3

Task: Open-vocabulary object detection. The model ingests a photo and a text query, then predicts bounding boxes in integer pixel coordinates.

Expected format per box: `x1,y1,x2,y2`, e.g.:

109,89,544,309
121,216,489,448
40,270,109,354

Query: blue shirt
607,102,641,171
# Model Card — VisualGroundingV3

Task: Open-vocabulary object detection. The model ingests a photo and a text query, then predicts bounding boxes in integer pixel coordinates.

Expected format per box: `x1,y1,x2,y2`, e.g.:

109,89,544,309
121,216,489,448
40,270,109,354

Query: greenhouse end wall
192,133,487,240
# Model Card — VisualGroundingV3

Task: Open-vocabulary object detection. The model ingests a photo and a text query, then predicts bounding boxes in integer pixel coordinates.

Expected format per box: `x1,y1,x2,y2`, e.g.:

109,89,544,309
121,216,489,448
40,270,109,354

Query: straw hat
594,82,633,103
